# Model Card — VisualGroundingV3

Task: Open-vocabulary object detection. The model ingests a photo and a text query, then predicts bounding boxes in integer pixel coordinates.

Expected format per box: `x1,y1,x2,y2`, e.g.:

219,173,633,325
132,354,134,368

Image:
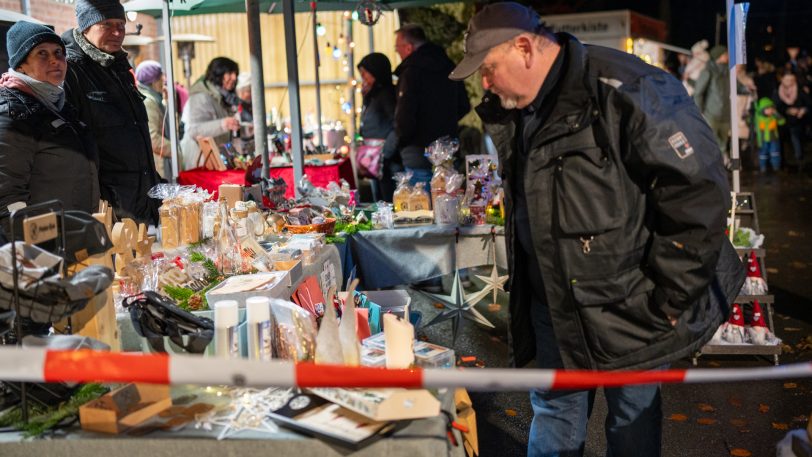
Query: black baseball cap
449,2,542,81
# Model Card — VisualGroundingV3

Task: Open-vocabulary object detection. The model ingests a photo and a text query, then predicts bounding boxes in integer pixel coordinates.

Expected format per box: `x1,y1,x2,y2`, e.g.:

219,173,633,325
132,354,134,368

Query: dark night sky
526,0,812,67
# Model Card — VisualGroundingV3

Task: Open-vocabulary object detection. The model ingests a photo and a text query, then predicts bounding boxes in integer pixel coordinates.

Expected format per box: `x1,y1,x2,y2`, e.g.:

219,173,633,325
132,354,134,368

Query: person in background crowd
393,24,470,186
135,60,170,178
236,72,252,124
754,97,785,173
694,45,731,166
180,56,240,170
0,21,99,216
754,55,778,100
774,70,811,171
62,0,160,225
357,52,398,201
450,3,744,455
682,39,709,96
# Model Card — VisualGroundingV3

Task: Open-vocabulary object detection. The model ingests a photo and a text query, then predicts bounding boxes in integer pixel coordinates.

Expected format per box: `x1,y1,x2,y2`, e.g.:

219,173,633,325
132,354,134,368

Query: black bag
123,291,214,354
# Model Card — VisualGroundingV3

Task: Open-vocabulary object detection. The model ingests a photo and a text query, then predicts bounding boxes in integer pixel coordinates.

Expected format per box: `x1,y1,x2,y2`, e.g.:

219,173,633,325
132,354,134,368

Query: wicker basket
284,218,336,235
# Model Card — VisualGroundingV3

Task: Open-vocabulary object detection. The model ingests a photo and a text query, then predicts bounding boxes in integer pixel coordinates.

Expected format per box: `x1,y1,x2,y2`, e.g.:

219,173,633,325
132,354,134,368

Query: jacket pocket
570,267,672,362
554,147,625,235
86,91,126,128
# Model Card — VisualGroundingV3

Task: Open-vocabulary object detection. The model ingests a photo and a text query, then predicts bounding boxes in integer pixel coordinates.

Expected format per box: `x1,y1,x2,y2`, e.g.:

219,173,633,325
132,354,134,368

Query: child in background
754,97,786,172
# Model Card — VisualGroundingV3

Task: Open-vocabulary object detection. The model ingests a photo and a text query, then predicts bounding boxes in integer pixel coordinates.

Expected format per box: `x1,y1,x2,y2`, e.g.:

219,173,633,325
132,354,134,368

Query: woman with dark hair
357,52,399,201
774,70,811,170
180,56,240,170
0,21,99,216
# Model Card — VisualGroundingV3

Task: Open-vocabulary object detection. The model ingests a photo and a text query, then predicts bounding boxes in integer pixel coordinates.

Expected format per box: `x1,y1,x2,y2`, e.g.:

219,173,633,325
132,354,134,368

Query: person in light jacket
180,57,240,170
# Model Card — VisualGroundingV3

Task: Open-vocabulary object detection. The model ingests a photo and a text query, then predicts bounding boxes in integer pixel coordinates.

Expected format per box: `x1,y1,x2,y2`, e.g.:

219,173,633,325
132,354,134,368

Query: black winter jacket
394,43,470,169
0,86,99,214
479,34,745,370
62,29,159,224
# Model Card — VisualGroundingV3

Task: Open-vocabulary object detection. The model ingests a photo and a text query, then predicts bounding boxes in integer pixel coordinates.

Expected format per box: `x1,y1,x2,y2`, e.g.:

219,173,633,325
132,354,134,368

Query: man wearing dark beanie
62,0,160,225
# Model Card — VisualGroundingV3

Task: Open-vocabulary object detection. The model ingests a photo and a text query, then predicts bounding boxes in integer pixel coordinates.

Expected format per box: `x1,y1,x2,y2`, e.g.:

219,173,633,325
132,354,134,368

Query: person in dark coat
773,70,811,169
358,52,399,201
0,21,99,217
62,0,160,225
394,24,470,186
450,4,745,456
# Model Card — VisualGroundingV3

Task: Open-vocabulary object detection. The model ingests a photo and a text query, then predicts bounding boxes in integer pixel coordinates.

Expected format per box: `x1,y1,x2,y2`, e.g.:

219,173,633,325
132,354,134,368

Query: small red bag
356,139,385,179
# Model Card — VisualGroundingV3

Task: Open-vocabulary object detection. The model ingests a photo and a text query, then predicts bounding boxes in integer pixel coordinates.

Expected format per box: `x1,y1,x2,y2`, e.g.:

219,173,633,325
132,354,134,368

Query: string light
332,46,342,59
316,23,326,36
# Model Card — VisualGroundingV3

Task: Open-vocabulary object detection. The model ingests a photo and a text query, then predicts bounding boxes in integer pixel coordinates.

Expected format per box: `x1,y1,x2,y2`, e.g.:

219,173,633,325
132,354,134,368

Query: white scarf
9,68,65,112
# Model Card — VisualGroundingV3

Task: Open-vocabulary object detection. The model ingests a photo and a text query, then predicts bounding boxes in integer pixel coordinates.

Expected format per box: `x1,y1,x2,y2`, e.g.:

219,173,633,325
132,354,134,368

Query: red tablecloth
177,158,355,199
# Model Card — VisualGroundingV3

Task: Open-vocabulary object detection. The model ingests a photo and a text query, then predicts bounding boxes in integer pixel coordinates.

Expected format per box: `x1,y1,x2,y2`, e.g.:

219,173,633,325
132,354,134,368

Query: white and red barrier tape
1,347,810,390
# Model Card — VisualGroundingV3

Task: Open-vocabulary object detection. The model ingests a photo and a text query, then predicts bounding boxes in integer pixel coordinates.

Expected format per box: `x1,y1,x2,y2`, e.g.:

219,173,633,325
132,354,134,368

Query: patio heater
155,33,216,90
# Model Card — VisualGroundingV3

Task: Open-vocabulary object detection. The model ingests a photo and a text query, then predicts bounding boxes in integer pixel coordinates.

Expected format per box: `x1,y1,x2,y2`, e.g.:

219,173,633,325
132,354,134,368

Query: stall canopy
124,0,460,197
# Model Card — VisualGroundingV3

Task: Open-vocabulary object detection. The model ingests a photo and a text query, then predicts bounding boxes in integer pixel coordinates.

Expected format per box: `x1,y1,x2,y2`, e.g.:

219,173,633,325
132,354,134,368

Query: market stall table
177,158,356,199
344,225,507,289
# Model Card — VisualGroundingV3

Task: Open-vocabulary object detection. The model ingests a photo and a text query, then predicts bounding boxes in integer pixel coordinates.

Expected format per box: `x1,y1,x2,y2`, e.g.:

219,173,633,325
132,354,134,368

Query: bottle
216,201,241,275
214,300,241,358
246,296,273,361
409,182,431,211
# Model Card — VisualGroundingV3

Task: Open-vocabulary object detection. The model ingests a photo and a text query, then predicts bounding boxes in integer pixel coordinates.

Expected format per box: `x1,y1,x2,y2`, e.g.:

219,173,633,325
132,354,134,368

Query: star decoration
465,264,509,308
419,270,494,345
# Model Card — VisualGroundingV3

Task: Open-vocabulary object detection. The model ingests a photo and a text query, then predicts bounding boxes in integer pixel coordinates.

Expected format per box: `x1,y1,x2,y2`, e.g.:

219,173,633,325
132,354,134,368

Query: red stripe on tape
296,362,423,388
43,350,170,384
552,369,687,390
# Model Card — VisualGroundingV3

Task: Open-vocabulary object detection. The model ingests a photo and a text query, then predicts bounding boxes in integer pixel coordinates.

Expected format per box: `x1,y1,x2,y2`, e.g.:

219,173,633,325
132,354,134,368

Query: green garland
162,251,223,311
0,383,108,437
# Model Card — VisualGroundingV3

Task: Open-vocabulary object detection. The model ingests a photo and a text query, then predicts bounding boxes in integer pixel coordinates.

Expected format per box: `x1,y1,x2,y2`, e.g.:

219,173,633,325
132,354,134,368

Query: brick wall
4,0,159,61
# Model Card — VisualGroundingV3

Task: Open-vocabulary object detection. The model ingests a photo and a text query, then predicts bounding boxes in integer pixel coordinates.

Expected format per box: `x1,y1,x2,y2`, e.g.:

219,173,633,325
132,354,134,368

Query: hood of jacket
394,42,455,78
756,96,775,112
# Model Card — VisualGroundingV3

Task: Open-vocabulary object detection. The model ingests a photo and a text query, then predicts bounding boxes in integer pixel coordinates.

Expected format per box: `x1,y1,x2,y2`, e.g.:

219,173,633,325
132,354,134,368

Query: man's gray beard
499,96,518,110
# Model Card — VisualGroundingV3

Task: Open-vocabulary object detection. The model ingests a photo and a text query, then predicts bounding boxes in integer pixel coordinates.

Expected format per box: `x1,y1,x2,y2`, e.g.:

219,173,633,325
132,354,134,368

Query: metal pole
727,0,740,193
311,2,323,149
246,0,270,199
368,24,374,52
346,16,359,189
283,0,305,197
161,0,180,182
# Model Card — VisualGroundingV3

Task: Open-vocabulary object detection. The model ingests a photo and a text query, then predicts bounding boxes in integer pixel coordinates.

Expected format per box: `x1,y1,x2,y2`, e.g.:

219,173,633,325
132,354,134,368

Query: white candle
214,300,240,358
246,296,273,361
383,314,414,369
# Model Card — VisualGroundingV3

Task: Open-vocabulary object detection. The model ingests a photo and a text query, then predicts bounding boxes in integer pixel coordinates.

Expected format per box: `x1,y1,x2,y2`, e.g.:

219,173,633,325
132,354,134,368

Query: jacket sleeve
183,93,230,140
0,119,36,211
394,68,419,148
144,98,168,157
692,67,710,114
619,72,730,317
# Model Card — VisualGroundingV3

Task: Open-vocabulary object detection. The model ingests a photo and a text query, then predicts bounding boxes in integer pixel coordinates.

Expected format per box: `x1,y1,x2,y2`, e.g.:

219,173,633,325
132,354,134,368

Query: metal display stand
694,192,781,365
3,201,68,422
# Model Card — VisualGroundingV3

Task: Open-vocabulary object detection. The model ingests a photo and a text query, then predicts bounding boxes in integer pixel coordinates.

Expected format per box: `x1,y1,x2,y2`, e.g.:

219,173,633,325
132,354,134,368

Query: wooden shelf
735,295,774,304
735,247,766,256
699,343,782,356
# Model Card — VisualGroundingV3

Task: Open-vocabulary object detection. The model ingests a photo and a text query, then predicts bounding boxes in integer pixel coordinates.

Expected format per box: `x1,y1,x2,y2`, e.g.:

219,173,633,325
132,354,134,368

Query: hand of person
222,117,241,131
667,315,678,327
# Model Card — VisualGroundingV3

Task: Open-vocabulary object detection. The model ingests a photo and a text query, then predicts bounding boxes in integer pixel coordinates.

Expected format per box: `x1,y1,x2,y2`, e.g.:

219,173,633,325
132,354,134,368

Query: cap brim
449,49,489,81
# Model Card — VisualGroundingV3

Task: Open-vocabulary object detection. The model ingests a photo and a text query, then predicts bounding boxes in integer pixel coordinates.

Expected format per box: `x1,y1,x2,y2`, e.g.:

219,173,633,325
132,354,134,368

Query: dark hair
395,24,426,47
205,57,239,88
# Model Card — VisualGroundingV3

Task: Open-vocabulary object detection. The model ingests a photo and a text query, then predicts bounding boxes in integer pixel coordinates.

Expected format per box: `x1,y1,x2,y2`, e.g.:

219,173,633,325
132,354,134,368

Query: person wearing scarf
774,71,812,170
358,52,399,201
180,57,241,171
0,21,99,217
62,0,160,226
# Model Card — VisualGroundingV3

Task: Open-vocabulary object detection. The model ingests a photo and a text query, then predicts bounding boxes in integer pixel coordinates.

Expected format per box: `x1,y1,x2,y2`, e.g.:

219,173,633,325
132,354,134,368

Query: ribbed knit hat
75,0,125,32
6,21,64,70
135,60,162,85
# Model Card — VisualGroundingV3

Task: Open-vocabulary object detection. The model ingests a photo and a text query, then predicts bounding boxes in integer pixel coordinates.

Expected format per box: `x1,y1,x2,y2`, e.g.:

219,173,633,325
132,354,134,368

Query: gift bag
356,139,385,179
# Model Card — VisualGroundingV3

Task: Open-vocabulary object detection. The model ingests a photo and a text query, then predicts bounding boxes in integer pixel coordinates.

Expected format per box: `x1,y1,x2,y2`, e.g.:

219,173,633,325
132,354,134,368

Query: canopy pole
283,0,305,197
161,0,180,182
246,0,269,199
311,2,323,149
346,16,358,189
727,0,741,193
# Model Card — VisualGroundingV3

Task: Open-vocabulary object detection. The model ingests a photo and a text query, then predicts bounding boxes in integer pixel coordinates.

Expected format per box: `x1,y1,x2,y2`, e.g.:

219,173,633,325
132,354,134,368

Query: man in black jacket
62,0,160,225
394,24,470,185
450,3,745,456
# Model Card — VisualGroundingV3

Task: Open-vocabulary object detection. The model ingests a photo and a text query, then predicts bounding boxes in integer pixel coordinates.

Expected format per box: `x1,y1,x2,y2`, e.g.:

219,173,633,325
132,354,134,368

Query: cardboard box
205,271,290,308
79,383,171,434
309,388,440,422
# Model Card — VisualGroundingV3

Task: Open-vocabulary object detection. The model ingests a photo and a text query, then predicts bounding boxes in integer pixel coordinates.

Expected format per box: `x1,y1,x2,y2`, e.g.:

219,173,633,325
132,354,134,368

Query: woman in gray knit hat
0,21,100,217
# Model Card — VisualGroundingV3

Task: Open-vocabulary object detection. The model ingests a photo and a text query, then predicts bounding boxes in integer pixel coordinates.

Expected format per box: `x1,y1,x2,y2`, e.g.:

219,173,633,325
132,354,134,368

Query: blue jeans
405,167,432,187
527,256,663,457
758,140,781,171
